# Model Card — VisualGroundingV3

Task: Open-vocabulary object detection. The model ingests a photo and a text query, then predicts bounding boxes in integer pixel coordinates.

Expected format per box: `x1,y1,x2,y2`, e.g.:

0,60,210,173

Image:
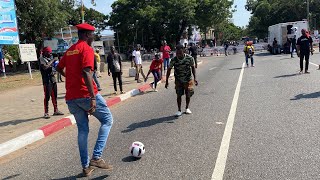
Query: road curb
0,61,202,158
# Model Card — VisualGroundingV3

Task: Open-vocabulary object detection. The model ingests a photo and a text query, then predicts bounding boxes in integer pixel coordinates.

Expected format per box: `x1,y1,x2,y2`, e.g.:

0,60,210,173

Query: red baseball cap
76,23,95,31
42,46,52,53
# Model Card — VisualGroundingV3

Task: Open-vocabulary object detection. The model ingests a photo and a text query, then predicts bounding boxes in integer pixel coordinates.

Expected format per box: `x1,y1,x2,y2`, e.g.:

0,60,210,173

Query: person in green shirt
165,44,198,117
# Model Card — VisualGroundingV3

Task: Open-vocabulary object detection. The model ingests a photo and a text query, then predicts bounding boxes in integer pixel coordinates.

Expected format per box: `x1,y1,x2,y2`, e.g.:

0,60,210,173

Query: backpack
245,46,254,56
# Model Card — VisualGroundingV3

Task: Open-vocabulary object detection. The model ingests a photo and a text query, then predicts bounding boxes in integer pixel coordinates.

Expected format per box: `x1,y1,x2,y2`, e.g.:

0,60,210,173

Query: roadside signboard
18,44,37,79
0,0,19,45
18,44,37,62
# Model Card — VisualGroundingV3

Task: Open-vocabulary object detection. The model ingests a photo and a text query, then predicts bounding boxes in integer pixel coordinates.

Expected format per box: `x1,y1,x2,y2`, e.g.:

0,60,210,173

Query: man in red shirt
57,23,113,177
144,53,163,92
160,40,171,72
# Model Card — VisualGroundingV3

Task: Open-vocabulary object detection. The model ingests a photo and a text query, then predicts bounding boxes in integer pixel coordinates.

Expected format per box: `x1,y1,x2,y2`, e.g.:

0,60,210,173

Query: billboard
0,0,19,45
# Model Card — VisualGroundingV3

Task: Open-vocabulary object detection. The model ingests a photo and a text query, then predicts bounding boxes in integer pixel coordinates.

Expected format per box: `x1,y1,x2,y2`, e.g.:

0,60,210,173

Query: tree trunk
176,20,187,45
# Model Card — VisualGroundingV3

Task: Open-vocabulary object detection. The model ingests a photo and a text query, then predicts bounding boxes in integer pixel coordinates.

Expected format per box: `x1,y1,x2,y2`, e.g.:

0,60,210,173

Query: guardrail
140,44,269,60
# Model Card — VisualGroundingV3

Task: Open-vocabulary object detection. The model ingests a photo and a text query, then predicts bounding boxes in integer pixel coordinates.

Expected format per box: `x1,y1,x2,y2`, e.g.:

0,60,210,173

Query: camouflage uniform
169,54,195,97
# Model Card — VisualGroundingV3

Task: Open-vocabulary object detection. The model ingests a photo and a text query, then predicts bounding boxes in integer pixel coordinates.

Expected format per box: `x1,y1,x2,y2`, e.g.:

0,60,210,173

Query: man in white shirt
132,44,146,83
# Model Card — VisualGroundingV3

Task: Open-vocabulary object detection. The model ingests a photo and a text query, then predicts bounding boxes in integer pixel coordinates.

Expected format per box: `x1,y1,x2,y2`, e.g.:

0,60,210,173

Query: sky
83,0,251,35
232,0,251,27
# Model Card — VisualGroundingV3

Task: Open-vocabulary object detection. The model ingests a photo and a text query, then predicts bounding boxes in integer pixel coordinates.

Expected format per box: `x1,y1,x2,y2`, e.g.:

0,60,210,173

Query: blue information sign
0,0,19,45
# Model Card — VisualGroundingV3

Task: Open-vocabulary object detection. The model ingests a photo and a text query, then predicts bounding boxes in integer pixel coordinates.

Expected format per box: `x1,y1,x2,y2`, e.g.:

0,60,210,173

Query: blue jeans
66,94,113,168
152,70,161,89
291,46,296,57
93,72,101,89
245,55,254,65
163,58,170,70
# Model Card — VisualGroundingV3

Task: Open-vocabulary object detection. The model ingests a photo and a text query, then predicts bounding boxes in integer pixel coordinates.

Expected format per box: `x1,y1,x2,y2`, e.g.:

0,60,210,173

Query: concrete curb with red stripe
0,61,202,158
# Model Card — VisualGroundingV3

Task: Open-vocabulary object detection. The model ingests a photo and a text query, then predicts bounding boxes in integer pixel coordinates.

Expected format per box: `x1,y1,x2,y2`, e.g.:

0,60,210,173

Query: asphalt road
1,52,320,180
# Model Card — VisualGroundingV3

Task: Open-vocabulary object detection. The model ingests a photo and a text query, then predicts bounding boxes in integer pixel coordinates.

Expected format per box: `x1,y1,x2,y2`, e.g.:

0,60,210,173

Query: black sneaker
53,111,64,116
44,113,50,119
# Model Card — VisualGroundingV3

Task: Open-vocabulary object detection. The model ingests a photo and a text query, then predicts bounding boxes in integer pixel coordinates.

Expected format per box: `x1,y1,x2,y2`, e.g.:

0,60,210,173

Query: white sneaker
153,89,158,92
185,109,192,114
175,111,182,117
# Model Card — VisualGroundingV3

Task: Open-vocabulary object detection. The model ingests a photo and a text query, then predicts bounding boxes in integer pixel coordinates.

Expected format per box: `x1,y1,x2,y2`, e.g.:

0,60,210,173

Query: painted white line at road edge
211,62,245,180
0,130,45,157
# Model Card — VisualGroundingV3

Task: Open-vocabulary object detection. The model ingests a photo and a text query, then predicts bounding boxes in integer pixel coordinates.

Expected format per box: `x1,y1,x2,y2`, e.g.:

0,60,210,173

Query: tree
108,0,234,50
195,0,234,40
16,0,69,46
245,0,320,38
215,21,245,43
16,0,108,46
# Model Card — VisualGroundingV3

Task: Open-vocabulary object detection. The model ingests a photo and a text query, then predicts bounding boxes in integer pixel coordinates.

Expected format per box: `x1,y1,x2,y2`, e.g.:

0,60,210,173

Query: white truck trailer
268,20,308,48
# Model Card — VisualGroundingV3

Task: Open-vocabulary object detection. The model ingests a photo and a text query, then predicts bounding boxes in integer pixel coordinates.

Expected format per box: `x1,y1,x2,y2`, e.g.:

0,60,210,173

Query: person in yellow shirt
94,49,102,77
244,41,255,67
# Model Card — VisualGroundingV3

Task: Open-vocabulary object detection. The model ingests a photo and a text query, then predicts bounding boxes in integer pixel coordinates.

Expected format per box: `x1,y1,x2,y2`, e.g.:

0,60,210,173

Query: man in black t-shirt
107,46,124,94
297,29,313,74
291,35,297,58
40,47,64,119
188,43,198,68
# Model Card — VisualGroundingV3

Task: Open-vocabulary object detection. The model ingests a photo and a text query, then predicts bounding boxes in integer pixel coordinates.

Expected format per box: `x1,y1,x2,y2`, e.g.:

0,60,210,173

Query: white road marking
215,122,224,125
211,62,245,180
310,62,319,67
209,67,217,71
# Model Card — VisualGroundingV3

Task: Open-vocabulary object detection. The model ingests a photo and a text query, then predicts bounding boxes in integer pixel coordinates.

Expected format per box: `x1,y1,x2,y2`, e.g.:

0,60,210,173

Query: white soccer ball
130,141,145,158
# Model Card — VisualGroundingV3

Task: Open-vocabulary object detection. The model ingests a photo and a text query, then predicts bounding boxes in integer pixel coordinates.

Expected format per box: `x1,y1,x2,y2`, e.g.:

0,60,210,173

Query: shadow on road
0,117,43,127
121,115,178,133
2,174,20,180
274,73,300,78
254,52,272,56
229,67,242,70
52,174,109,180
291,92,320,100
122,155,141,162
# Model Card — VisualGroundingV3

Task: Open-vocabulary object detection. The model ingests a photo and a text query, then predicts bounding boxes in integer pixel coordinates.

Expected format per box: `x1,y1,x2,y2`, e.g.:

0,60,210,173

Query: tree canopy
15,0,107,47
246,0,320,38
108,0,234,49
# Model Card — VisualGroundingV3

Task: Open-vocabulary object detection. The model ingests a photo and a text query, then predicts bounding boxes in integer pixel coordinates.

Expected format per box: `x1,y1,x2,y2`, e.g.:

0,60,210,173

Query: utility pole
81,0,96,23
117,30,120,53
307,0,310,29
81,0,85,23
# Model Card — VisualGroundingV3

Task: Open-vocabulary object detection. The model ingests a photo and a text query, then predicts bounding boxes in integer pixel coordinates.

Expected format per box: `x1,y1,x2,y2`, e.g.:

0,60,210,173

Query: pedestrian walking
291,35,297,58
132,44,146,83
93,54,102,91
160,40,171,72
244,41,255,67
165,44,198,117
188,43,198,68
224,41,229,56
107,46,124,94
145,53,163,92
272,38,279,54
94,49,101,77
39,47,64,119
297,29,313,74
56,23,113,177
